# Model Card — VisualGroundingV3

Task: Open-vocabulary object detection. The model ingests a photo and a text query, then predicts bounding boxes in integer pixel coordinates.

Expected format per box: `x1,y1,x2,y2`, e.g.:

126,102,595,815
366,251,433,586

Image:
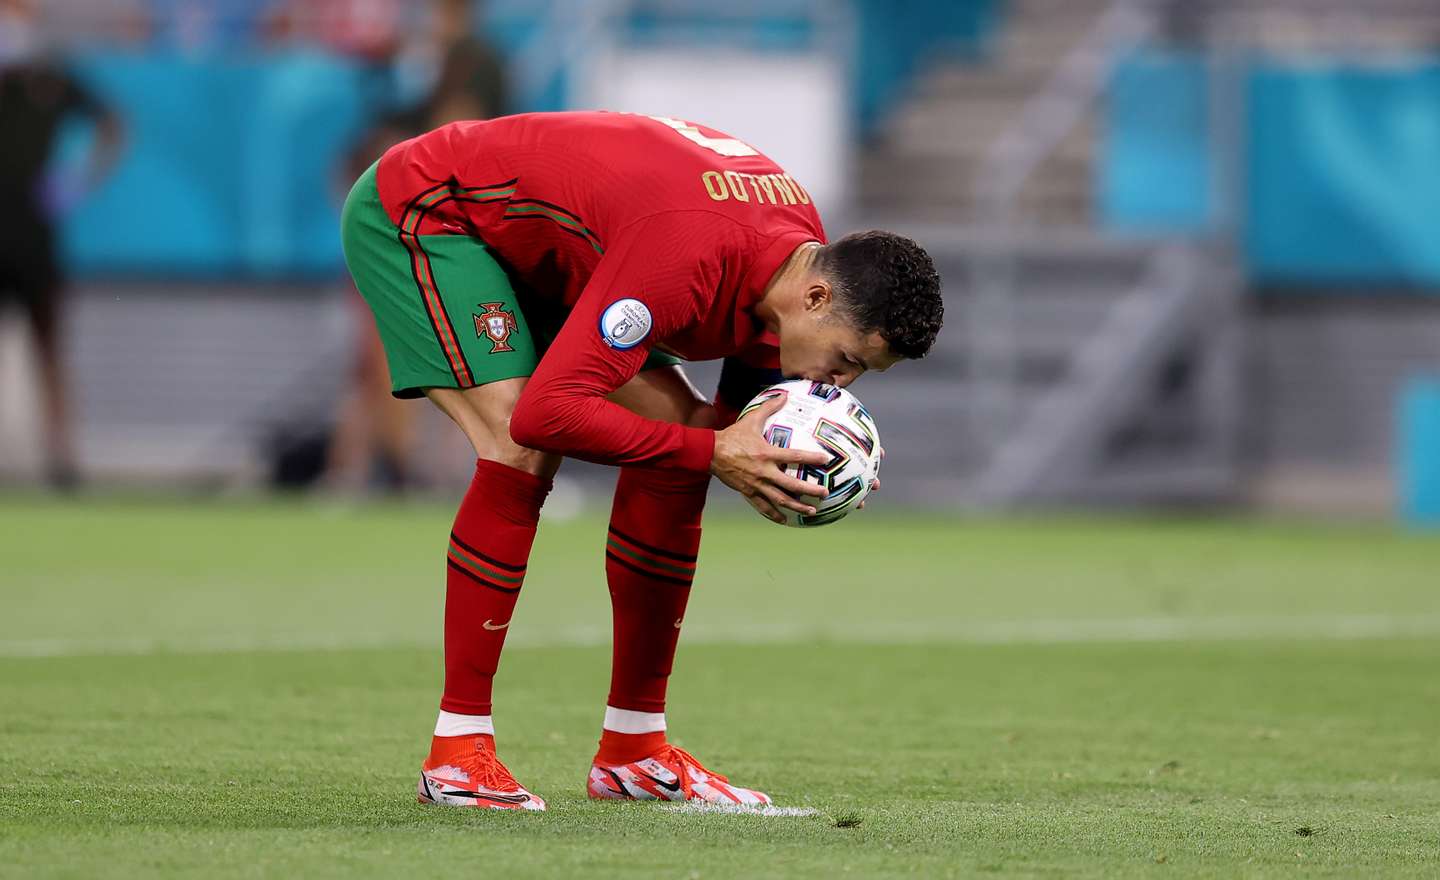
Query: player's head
767,231,943,387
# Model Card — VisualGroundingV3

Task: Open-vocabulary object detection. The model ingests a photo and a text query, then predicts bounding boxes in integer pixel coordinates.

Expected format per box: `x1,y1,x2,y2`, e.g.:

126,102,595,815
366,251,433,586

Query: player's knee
493,443,553,477
492,422,558,477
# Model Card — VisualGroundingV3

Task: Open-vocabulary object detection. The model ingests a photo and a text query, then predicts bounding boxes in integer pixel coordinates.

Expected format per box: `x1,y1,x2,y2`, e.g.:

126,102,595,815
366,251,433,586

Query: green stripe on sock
447,542,526,585
605,538,696,578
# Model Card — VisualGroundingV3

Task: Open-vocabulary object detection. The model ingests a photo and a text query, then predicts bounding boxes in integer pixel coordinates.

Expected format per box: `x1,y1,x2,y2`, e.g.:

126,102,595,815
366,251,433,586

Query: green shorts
340,161,679,399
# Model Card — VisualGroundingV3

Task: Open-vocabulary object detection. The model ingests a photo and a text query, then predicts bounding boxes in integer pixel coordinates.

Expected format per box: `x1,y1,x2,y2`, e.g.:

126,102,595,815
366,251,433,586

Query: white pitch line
3,613,1440,658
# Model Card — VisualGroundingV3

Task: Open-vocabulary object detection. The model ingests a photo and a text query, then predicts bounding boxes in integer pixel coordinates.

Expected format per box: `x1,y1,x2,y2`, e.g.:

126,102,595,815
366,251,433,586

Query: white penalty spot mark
659,802,821,818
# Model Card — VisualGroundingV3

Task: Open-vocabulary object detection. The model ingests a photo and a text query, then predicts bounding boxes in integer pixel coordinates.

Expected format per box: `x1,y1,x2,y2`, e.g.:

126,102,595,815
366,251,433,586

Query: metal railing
967,1,1161,447
959,0,1248,505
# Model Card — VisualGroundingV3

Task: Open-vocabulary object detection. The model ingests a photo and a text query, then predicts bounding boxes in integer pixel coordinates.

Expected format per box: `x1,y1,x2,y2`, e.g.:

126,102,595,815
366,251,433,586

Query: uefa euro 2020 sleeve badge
474,302,519,354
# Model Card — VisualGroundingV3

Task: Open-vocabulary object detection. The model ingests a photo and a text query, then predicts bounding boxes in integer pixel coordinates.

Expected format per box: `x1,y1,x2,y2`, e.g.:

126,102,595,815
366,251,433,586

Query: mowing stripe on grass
5,613,1440,658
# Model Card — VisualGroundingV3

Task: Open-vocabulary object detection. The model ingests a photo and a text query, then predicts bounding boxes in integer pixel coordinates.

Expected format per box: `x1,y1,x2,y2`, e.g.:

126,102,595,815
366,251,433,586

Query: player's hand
710,392,830,523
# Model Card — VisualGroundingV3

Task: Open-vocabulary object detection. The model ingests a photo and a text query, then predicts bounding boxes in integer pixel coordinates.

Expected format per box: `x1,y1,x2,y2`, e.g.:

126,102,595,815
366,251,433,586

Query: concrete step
997,26,1096,62
919,63,1076,101
861,180,1094,223
855,0,1133,221
862,147,1093,190
880,100,1096,160
862,200,1092,226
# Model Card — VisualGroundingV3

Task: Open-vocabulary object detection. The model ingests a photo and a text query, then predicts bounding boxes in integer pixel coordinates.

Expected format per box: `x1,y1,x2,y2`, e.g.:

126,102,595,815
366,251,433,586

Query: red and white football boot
588,743,772,805
418,734,545,811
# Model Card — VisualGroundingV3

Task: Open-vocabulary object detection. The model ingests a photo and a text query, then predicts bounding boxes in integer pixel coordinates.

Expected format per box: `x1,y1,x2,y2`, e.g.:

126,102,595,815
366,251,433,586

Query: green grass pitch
2,496,1439,877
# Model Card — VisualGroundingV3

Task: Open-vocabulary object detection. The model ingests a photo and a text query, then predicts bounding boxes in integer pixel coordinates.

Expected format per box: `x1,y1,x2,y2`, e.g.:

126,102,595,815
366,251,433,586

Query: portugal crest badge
474,302,519,354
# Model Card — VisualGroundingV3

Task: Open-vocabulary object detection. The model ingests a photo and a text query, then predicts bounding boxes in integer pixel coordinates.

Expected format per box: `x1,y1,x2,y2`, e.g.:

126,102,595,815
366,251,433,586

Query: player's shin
436,458,552,738
598,466,708,763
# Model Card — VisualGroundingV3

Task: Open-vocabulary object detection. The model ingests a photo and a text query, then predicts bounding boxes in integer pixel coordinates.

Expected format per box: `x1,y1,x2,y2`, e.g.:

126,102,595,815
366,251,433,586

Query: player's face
779,308,899,388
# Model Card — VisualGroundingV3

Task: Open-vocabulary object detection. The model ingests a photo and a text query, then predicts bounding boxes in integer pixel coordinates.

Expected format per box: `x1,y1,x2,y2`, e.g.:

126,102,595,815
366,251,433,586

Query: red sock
602,467,709,743
439,458,551,717
596,729,667,765
427,732,495,765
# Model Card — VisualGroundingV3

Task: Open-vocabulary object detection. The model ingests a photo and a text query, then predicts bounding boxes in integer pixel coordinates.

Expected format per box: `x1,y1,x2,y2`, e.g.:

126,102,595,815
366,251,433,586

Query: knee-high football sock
597,466,710,763
436,458,552,738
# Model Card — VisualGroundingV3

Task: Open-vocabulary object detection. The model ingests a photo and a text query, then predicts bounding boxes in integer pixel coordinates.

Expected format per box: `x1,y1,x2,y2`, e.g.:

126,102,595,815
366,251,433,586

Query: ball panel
743,379,882,528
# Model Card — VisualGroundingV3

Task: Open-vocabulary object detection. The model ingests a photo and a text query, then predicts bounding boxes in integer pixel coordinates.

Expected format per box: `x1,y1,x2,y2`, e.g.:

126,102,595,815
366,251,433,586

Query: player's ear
803,278,833,314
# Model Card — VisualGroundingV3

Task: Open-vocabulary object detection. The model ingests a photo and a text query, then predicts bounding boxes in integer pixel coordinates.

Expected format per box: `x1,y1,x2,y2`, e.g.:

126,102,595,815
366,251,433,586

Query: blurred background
1,0,1439,526
7,8,1439,868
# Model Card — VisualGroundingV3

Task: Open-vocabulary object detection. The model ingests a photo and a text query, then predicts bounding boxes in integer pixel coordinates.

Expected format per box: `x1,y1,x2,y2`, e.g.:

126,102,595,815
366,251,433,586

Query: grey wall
4,283,1435,514
1242,295,1440,512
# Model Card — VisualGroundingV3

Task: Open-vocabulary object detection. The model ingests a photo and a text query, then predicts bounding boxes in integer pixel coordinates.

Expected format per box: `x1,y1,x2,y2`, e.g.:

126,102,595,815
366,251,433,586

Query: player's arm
508,213,828,517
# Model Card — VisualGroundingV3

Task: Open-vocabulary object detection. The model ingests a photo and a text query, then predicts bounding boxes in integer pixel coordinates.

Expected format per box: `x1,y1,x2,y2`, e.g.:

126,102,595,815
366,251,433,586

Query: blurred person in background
324,0,509,494
0,0,123,489
415,0,507,125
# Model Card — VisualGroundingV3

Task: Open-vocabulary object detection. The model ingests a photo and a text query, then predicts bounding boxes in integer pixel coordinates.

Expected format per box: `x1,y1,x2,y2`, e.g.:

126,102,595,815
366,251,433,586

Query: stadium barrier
58,50,373,278
56,2,997,278
1400,377,1440,526
1101,53,1440,288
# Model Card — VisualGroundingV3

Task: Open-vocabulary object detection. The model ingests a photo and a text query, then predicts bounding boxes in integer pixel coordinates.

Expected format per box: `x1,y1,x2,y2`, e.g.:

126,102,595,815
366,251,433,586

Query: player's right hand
710,392,830,523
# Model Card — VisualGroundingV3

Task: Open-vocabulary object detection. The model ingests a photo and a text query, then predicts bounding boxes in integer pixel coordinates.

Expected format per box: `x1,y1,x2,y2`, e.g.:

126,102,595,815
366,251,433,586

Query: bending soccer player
340,111,943,810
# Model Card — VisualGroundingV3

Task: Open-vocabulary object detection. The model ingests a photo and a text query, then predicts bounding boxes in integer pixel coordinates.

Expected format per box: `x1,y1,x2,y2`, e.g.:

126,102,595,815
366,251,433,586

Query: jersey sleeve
509,211,743,471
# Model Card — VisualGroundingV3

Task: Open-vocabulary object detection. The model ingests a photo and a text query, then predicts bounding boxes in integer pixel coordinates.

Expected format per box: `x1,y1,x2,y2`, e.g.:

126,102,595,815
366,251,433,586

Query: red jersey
375,111,827,472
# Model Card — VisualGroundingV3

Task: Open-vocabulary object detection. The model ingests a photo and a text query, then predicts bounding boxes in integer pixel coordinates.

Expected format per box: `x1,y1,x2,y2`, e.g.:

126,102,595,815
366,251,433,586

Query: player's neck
755,242,821,332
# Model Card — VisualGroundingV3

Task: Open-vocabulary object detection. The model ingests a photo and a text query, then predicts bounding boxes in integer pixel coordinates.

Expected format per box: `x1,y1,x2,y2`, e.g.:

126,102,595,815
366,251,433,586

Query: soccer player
340,111,943,810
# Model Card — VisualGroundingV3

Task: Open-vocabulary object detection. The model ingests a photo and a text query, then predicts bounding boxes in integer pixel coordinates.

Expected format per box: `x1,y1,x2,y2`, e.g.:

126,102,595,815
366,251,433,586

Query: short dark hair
815,230,944,359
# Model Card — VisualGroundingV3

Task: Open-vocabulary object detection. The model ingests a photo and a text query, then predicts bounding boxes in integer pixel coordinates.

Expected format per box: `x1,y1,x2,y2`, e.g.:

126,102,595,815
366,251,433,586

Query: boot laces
662,744,729,789
466,745,523,792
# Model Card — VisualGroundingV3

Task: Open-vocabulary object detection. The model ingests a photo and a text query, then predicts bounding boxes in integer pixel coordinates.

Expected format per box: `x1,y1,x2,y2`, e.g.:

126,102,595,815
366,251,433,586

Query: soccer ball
739,379,882,527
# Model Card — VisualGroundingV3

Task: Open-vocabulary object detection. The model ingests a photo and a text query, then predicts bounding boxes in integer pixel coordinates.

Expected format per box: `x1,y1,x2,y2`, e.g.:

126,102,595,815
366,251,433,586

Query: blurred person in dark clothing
423,0,507,124
323,0,508,494
0,0,123,488
344,0,508,149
